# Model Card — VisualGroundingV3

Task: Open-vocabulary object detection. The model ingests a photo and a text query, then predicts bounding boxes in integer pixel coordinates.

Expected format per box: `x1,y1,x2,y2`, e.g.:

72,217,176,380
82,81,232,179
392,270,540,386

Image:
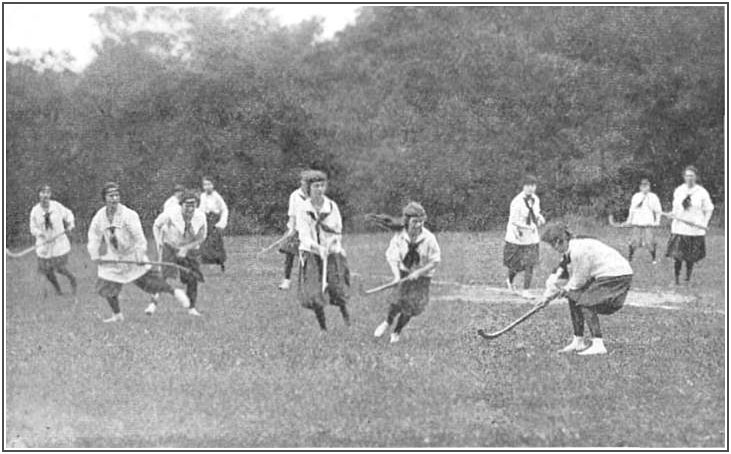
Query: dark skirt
161,244,204,284
297,251,350,310
201,212,226,265
96,270,172,298
568,275,632,315
390,271,431,317
278,232,300,255
665,234,706,263
37,253,69,273
503,242,540,272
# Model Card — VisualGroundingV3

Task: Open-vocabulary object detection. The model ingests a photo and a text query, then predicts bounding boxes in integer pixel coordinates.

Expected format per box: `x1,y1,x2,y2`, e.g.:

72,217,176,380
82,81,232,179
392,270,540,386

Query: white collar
399,228,427,244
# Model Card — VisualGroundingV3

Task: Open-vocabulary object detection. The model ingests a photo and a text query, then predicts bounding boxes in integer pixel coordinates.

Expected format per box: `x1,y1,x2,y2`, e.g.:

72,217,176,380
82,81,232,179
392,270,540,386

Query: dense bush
6,6,725,243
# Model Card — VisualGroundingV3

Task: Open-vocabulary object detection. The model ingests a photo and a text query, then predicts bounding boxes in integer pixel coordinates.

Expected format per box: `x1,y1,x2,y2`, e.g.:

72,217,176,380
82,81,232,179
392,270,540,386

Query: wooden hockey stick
660,212,708,231
477,292,562,340
95,259,204,281
362,278,405,295
258,233,291,255
608,215,663,229
6,230,70,258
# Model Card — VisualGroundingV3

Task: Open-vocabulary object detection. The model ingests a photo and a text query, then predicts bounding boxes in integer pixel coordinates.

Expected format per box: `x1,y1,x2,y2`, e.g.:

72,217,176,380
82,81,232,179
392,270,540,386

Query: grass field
5,228,727,448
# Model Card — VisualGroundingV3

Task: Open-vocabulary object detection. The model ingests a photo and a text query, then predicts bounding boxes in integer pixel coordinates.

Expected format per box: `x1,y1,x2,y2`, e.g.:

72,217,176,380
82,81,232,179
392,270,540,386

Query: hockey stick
362,278,404,295
258,232,291,255
95,259,204,281
660,212,708,231
477,292,562,340
6,230,69,258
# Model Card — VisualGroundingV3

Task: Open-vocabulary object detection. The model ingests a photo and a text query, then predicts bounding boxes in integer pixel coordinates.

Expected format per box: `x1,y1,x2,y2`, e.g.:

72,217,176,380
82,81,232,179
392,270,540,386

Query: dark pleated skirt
568,275,632,315
278,232,300,255
503,242,540,272
37,253,69,273
201,212,227,265
390,271,431,317
161,244,204,283
297,251,350,309
665,234,706,263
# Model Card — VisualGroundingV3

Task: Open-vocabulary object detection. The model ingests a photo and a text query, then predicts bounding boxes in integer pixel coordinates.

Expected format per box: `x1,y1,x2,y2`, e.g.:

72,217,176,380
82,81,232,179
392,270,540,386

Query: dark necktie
108,226,119,250
184,217,194,239
557,253,571,279
402,239,424,269
43,212,53,231
524,195,537,225
308,210,336,244
682,194,692,210
635,195,647,209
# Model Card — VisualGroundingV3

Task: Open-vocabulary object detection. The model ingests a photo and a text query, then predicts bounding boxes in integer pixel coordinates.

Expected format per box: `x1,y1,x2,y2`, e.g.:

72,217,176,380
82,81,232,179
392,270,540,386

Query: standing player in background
371,202,441,344
503,175,545,297
625,178,662,263
29,184,77,299
163,184,185,215
88,182,189,322
665,166,714,285
199,176,229,272
296,171,351,331
541,223,633,356
278,172,309,290
153,190,207,316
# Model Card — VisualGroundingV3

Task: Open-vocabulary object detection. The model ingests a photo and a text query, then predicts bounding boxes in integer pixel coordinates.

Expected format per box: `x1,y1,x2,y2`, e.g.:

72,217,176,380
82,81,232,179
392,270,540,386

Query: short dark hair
640,178,651,186
540,222,571,245
101,182,120,201
522,174,538,186
201,176,214,185
180,189,199,205
683,165,699,176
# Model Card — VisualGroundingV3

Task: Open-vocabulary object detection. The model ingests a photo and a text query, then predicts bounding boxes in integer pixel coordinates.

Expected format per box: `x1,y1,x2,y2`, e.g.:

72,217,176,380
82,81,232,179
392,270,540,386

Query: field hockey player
199,176,229,272
372,202,441,344
152,190,207,316
87,182,190,322
278,171,309,290
541,222,633,356
29,184,78,299
625,178,662,263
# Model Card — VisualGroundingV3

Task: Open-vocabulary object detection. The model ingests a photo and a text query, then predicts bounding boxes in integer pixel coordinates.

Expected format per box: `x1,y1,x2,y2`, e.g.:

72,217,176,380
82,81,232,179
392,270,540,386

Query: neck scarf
307,205,337,244
635,194,647,209
43,211,53,231
402,237,425,269
108,226,119,250
682,194,692,210
524,195,537,225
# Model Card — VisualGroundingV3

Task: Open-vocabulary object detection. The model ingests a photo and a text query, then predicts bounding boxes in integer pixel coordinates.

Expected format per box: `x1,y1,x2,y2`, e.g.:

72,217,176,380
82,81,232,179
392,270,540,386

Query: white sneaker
578,338,607,356
278,279,291,290
559,336,588,353
390,332,400,344
188,308,202,316
374,321,389,338
103,313,124,323
174,288,190,308
144,303,156,315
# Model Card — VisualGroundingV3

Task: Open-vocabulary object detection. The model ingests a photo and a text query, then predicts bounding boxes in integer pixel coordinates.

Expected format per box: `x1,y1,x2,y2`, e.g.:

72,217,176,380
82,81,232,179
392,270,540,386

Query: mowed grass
5,228,726,448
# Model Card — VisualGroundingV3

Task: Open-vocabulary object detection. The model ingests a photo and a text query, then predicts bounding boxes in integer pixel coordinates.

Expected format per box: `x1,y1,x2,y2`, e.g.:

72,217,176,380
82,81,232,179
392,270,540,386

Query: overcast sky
4,4,362,71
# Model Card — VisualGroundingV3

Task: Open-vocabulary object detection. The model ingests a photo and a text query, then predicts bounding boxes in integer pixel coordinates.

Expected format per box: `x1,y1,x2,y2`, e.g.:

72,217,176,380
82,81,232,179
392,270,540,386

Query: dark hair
38,184,52,193
522,174,538,186
174,184,185,192
180,189,199,205
639,178,651,186
201,176,214,185
683,165,698,176
101,182,120,201
540,222,571,245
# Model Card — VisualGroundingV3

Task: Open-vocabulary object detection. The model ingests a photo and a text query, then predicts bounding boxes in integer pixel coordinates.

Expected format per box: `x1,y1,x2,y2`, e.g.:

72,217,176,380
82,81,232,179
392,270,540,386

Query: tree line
6,6,725,243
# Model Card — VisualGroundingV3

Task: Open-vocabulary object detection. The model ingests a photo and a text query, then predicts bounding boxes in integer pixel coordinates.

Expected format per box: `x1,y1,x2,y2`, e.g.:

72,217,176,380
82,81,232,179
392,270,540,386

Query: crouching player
153,190,207,316
540,223,633,355
372,202,441,344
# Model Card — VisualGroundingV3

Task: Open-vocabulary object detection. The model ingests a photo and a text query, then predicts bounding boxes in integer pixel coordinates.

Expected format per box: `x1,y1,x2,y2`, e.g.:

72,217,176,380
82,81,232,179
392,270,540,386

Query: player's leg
97,279,124,322
279,253,295,290
578,307,607,355
559,299,588,352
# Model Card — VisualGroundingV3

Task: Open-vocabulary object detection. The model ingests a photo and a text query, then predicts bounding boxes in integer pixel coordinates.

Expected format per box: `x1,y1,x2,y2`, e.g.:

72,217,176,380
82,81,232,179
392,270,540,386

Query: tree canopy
5,6,725,241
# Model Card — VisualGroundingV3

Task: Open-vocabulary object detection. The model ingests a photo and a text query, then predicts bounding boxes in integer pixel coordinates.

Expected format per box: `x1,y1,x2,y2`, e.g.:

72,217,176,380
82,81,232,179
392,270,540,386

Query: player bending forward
372,202,441,344
540,223,633,355
88,182,190,322
153,190,207,316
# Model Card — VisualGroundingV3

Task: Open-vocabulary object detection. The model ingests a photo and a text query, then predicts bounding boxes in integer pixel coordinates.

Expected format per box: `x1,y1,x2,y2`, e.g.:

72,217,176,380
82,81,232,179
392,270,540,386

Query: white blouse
627,192,662,226
671,184,713,236
286,188,308,232
87,204,151,283
153,207,207,249
296,197,344,255
386,228,441,277
199,190,229,229
565,238,633,291
29,200,74,258
505,192,543,245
